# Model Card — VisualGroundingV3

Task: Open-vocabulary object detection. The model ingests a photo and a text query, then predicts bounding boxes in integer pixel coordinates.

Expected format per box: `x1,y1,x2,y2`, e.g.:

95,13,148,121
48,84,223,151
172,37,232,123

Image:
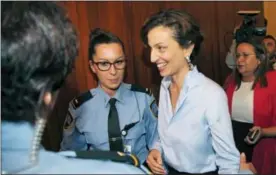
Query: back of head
88,28,125,61
1,2,79,124
140,9,204,65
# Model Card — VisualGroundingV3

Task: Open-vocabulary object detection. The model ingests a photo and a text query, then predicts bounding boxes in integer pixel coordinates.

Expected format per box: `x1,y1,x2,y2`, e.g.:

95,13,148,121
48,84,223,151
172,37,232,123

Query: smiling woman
140,8,255,175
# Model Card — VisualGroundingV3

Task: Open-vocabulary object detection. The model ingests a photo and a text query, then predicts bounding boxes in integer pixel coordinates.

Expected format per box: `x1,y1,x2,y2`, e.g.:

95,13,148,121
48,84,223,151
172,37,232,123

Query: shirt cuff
150,139,162,154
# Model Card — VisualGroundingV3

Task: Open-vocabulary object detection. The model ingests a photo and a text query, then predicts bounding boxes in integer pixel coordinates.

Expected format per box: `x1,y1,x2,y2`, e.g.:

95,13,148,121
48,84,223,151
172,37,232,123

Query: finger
156,154,163,165
240,152,247,163
147,159,165,174
250,126,259,131
152,164,165,174
152,168,166,175
256,130,262,138
148,162,165,174
152,154,165,172
249,163,257,174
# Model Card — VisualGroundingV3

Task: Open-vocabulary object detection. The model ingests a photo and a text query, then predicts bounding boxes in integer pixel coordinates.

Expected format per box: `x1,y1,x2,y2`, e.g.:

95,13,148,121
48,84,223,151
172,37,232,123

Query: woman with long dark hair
224,39,276,175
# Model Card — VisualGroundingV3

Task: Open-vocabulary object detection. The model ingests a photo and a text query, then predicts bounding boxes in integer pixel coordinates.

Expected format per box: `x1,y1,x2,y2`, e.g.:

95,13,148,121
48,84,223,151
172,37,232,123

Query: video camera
235,10,267,43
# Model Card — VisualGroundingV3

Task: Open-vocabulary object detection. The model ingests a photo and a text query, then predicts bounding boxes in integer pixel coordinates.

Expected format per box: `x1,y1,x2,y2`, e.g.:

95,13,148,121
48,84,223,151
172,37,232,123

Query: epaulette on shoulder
130,84,152,95
72,91,93,109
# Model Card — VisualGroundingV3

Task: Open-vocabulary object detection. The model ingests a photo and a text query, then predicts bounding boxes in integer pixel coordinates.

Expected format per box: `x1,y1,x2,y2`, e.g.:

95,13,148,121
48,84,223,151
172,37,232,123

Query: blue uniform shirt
60,83,159,164
1,121,148,174
154,67,247,174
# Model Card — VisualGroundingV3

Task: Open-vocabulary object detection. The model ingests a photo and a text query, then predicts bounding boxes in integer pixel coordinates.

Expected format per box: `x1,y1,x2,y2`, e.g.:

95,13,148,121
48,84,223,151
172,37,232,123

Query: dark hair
234,39,269,90
1,2,78,124
263,35,276,44
88,28,125,61
140,9,204,65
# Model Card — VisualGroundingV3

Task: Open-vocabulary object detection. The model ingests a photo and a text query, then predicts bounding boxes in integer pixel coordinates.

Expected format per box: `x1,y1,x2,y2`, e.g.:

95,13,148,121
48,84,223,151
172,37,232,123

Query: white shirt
153,67,240,174
232,82,254,123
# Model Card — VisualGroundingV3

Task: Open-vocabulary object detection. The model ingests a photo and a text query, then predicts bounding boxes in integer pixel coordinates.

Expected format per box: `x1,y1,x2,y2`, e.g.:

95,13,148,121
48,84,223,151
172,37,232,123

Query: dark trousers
232,120,254,162
167,165,218,175
143,162,150,171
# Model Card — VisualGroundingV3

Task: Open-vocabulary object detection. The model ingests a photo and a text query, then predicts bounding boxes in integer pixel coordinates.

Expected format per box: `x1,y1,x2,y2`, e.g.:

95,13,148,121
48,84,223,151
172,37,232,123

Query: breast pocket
123,122,146,154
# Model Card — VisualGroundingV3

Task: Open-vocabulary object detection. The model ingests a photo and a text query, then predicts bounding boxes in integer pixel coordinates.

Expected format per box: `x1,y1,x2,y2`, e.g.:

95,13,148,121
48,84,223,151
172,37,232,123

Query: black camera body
235,10,267,43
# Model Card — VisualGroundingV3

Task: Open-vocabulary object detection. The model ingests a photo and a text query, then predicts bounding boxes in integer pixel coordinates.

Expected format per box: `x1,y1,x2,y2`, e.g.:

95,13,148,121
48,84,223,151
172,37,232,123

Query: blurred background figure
224,38,276,175
262,35,276,70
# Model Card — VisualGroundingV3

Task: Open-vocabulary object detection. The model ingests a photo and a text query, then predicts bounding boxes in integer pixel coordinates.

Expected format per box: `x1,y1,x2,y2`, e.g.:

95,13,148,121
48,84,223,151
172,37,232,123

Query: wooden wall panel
127,2,162,92
76,2,97,91
165,2,218,81
86,1,136,84
63,2,89,92
264,2,276,37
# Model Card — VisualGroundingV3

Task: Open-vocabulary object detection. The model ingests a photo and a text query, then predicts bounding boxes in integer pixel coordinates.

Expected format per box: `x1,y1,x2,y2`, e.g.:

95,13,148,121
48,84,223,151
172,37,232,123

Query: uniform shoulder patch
72,91,93,109
130,84,152,95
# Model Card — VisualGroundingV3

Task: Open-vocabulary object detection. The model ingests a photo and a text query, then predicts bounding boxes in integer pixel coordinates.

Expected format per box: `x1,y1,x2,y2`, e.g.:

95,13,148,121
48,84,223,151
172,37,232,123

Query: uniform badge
63,111,75,130
150,99,158,118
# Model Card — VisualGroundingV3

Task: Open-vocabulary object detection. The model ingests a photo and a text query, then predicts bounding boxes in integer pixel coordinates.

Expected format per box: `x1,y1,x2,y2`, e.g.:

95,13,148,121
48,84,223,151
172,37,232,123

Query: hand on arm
146,149,166,174
239,152,257,174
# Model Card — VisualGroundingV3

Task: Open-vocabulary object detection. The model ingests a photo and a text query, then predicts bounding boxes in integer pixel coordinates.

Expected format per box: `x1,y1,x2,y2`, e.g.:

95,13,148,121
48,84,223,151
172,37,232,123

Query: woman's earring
185,56,193,70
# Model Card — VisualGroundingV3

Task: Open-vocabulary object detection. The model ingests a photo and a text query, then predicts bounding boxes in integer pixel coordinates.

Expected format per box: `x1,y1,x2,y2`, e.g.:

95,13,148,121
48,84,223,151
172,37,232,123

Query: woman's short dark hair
88,28,125,61
140,9,204,65
234,39,269,90
1,2,78,124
